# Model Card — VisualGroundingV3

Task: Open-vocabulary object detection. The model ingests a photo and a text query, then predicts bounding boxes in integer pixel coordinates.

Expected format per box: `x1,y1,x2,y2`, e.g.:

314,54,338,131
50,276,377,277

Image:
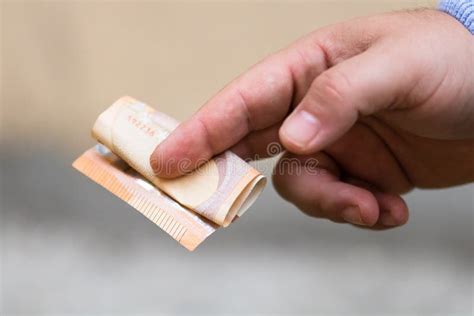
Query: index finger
150,39,327,177
150,17,379,178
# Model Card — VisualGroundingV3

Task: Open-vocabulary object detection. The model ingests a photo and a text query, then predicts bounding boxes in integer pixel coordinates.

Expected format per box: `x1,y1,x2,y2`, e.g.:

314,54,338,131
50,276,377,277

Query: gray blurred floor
1,144,473,315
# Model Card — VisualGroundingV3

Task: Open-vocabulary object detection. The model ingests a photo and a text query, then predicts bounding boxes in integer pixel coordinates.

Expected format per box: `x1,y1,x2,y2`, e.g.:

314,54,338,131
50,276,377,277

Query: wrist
438,0,474,34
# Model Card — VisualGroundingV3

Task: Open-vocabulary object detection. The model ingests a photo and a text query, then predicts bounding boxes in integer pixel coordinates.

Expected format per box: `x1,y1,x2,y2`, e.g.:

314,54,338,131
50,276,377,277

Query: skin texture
150,9,474,229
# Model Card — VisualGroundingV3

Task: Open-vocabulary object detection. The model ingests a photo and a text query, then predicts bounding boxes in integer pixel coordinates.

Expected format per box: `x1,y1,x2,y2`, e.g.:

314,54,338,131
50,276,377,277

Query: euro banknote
73,96,266,250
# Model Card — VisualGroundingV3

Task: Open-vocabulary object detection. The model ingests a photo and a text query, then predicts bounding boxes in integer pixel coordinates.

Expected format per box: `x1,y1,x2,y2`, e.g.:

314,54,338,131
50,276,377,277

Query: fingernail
341,206,365,226
380,213,398,226
150,147,167,175
281,110,320,148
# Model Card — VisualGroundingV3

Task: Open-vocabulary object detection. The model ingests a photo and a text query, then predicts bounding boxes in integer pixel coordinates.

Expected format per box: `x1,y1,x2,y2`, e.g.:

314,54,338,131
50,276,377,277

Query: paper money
73,96,266,249
73,144,217,251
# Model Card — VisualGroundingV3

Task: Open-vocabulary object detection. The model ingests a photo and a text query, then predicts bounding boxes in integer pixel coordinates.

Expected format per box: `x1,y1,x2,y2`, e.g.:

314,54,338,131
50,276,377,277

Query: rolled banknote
92,96,266,227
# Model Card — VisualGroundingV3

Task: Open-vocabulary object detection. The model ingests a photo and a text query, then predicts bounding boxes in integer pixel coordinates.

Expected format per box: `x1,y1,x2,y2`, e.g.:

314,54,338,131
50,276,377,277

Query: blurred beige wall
2,0,436,151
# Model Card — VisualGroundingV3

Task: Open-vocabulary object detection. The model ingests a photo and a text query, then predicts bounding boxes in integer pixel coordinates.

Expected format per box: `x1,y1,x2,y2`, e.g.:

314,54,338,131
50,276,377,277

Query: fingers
150,16,391,178
279,44,419,154
345,177,409,229
273,152,409,228
230,124,281,161
324,120,413,194
150,43,327,177
273,152,379,226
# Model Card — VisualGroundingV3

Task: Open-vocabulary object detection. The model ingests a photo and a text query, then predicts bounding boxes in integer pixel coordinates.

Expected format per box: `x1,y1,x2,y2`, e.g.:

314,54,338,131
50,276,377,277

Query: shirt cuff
439,0,474,34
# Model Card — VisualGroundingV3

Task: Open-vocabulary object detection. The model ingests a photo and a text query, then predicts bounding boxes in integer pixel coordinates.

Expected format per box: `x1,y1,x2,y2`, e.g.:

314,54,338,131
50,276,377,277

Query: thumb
279,47,413,154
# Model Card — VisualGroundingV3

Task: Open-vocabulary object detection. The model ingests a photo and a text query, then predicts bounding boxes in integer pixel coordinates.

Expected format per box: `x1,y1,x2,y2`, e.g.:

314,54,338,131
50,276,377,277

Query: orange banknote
73,96,266,250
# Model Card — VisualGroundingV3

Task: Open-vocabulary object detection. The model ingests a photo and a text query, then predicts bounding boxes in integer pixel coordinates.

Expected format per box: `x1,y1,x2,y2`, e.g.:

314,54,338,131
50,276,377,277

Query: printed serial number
128,115,156,137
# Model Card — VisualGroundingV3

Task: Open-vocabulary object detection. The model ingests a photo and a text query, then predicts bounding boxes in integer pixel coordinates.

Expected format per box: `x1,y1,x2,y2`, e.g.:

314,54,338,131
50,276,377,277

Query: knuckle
194,117,217,157
314,69,353,107
234,86,253,130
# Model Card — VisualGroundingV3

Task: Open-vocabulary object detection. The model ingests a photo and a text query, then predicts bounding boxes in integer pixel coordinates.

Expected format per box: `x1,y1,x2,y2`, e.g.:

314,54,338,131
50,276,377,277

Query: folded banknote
73,96,266,250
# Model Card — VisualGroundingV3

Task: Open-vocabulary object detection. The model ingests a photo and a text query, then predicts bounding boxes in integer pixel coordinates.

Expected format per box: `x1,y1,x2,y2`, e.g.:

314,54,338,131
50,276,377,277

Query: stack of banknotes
73,96,266,250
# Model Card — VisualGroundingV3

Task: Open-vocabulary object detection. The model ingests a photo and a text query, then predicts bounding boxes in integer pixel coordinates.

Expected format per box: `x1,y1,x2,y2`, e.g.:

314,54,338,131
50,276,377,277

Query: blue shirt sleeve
439,0,474,34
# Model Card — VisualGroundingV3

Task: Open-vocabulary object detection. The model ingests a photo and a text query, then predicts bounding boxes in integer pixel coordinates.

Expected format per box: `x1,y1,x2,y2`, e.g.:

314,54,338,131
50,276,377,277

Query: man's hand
150,9,474,229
